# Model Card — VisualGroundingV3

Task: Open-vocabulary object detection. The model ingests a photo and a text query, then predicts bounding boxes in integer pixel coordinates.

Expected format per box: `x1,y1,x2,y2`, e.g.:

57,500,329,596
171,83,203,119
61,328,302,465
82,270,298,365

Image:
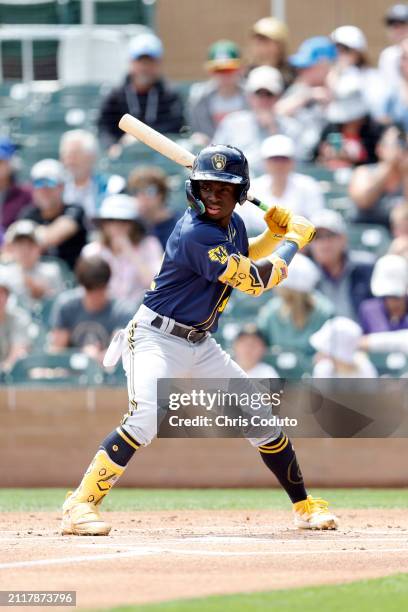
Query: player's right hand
263,205,292,236
285,215,316,250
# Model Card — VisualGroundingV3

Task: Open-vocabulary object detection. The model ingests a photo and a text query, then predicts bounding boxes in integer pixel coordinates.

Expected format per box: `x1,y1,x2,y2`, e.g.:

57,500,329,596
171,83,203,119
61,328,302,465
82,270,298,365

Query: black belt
151,315,207,344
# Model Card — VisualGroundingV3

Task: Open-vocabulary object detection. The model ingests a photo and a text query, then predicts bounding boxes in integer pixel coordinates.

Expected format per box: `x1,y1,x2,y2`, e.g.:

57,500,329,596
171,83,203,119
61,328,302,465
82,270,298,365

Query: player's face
198,180,237,227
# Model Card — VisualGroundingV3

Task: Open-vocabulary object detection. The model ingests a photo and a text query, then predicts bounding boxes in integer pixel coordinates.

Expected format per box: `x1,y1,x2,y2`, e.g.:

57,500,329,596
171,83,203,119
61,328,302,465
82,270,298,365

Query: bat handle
246,194,269,213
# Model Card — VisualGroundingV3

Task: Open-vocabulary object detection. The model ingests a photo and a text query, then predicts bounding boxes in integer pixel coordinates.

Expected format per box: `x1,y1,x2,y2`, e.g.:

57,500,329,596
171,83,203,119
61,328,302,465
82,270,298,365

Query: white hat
31,159,65,184
310,209,347,235
331,26,367,52
98,194,140,221
128,33,163,60
246,66,284,96
280,253,320,292
326,82,368,123
310,317,362,364
371,254,408,297
261,134,295,159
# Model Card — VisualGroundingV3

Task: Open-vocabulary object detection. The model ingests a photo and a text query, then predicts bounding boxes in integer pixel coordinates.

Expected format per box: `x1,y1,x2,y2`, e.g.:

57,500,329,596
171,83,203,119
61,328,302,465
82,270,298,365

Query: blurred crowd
2,5,408,380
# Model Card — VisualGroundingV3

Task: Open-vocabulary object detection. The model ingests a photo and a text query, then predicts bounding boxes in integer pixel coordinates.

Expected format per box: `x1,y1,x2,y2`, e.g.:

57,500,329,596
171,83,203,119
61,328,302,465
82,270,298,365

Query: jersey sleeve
177,225,242,283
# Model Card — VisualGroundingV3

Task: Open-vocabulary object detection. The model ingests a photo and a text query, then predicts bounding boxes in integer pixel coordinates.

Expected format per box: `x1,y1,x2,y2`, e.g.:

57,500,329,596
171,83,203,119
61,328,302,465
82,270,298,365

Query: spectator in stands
275,37,337,160
329,26,385,119
379,39,408,131
187,40,247,142
60,129,124,220
379,4,408,87
232,324,278,378
359,254,408,333
1,220,64,311
315,82,382,169
257,254,333,355
0,137,31,232
309,210,373,320
248,17,294,87
310,317,377,378
127,166,179,249
0,270,32,372
236,135,325,235
49,255,133,364
389,234,408,257
21,159,87,270
390,201,408,237
98,33,184,150
82,194,162,307
349,124,408,226
213,66,286,176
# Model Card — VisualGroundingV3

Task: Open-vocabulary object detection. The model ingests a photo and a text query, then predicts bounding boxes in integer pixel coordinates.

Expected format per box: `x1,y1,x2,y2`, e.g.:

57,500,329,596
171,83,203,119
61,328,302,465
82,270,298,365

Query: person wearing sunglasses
236,134,324,235
275,37,337,161
213,65,287,176
329,26,385,120
187,40,247,143
20,159,87,270
379,4,408,87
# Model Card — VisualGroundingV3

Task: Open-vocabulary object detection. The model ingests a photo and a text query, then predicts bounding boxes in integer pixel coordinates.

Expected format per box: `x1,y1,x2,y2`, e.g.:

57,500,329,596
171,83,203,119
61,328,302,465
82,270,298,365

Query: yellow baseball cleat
293,495,338,530
61,491,111,536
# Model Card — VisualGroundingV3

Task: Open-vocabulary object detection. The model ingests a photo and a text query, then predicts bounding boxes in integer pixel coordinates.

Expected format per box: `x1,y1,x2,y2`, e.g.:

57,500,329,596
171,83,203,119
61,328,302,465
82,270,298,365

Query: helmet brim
190,171,245,184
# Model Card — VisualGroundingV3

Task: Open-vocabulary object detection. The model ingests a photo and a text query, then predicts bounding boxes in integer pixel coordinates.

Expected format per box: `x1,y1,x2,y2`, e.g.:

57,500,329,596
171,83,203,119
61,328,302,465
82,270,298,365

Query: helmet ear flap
185,179,205,214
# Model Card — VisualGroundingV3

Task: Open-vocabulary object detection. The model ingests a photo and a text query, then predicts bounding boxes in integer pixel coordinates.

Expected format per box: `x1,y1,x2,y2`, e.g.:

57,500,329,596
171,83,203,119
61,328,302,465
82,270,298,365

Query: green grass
0,488,407,512
102,573,408,611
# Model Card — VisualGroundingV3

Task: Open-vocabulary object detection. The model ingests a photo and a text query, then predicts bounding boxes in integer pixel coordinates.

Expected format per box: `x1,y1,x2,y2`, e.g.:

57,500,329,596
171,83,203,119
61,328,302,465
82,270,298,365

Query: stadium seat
0,0,59,25
264,349,313,379
369,352,408,378
347,224,391,257
6,351,104,386
94,0,150,25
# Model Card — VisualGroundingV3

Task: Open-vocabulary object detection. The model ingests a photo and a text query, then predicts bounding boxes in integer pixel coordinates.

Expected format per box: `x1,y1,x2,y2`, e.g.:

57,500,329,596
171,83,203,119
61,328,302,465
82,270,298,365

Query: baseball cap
326,86,368,123
331,26,367,51
97,194,141,222
310,317,362,364
371,254,408,297
385,4,408,24
251,17,289,43
129,33,163,60
5,220,39,244
311,209,347,235
246,66,284,95
0,137,16,161
261,134,295,159
205,40,241,71
289,36,337,69
31,159,65,187
280,253,320,293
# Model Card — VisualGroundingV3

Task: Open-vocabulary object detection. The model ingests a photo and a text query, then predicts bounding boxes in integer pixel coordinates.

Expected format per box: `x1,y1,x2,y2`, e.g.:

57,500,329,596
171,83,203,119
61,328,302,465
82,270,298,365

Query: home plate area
1,509,408,609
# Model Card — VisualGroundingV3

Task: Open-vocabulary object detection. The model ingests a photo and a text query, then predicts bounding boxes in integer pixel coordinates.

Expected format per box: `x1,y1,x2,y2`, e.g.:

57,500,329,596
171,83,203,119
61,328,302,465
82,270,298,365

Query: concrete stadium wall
1,387,407,488
157,0,393,80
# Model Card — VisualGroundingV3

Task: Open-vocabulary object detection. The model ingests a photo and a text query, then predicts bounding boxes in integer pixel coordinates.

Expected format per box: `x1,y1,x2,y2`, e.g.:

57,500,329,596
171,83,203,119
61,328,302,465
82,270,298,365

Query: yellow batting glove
263,205,293,237
285,215,316,250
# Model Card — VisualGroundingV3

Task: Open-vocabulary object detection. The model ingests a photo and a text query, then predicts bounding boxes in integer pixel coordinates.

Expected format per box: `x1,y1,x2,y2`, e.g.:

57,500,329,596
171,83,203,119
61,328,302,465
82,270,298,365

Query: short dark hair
234,323,267,344
75,255,111,290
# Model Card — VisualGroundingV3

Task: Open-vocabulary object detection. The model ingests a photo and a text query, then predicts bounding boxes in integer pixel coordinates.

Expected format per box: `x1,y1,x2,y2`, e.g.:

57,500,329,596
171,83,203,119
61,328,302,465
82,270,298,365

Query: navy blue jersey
143,208,249,332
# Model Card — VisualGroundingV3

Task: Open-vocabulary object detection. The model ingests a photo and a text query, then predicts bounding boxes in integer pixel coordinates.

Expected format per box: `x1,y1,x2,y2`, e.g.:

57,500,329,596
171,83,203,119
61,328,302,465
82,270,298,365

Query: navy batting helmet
186,144,250,214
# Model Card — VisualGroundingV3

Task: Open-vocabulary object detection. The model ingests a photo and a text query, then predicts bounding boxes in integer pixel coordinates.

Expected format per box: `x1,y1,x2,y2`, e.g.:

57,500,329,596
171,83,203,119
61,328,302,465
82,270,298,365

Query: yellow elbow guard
218,253,264,296
266,254,288,289
248,228,285,261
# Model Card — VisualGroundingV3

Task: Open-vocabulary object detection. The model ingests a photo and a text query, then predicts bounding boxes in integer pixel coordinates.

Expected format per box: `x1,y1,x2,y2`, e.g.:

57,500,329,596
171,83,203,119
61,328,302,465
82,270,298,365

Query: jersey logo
211,154,227,170
208,244,228,264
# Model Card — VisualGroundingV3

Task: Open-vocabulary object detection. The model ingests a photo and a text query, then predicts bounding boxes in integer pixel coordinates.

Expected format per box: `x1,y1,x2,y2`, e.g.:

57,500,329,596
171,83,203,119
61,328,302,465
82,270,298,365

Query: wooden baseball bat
118,114,269,212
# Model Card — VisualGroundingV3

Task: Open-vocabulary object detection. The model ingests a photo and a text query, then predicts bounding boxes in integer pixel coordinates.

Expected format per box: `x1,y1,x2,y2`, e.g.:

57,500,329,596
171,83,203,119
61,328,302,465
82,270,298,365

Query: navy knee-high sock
258,433,308,503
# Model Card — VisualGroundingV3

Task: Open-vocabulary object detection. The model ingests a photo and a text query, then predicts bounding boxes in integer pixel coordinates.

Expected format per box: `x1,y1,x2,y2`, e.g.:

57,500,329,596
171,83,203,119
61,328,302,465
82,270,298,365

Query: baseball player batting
61,144,338,535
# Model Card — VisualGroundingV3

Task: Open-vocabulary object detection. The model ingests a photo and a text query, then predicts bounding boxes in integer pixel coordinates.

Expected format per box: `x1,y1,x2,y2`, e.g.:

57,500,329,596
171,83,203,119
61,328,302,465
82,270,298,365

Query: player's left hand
264,205,293,236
